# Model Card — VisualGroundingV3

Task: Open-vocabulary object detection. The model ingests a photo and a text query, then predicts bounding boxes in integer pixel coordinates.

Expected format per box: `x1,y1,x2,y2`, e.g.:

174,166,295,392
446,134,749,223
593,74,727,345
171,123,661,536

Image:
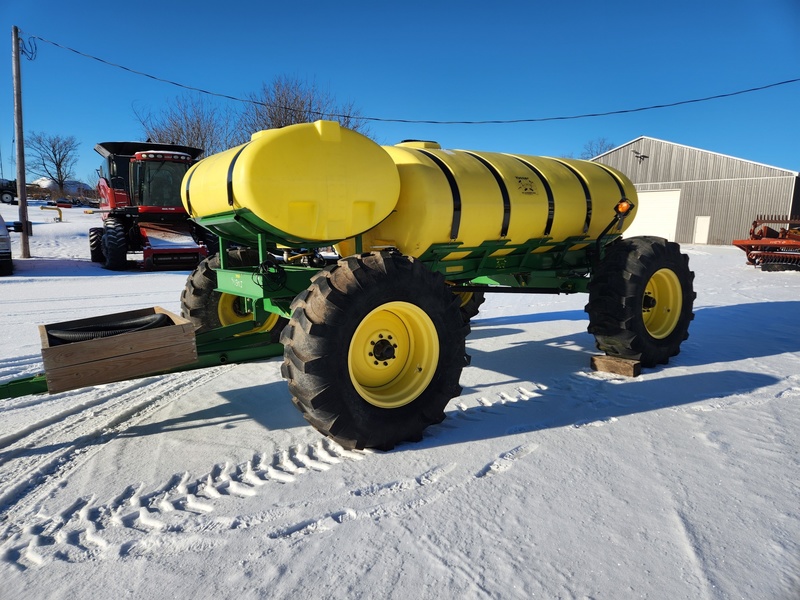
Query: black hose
48,313,171,343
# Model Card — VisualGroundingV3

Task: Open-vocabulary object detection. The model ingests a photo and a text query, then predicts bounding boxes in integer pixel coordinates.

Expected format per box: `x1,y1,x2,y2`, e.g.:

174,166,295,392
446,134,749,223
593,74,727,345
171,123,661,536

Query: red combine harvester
732,215,800,271
91,141,214,270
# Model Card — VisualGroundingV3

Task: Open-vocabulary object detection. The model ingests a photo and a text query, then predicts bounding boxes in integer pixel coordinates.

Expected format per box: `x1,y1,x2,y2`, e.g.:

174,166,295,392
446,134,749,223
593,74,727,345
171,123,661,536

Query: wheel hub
348,301,439,409
371,337,397,363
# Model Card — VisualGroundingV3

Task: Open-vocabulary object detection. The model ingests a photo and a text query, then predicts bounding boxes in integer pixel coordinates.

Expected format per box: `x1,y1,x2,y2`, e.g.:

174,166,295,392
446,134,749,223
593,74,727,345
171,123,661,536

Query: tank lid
397,140,442,149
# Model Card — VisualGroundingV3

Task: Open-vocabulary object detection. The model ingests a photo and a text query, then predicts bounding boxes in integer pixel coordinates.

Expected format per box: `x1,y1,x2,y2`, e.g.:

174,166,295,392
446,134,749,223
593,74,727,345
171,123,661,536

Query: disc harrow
732,215,800,271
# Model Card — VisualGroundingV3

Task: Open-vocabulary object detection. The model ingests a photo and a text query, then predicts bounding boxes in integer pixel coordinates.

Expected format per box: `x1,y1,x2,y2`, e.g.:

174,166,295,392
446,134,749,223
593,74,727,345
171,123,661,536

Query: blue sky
2,0,799,186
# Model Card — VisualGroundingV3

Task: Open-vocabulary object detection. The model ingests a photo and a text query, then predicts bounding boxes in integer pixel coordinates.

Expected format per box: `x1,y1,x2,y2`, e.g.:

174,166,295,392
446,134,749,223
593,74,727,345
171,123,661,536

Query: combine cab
732,215,800,271
91,142,214,270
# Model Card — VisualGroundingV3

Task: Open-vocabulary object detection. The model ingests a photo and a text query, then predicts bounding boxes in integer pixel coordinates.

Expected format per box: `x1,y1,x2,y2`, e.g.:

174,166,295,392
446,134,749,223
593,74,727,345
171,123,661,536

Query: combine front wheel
586,236,695,367
89,227,105,263
101,218,128,270
281,252,468,450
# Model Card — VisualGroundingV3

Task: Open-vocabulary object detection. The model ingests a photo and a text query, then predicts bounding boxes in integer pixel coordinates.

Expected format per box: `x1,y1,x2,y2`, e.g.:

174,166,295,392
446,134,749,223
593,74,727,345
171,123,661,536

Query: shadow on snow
2,301,791,458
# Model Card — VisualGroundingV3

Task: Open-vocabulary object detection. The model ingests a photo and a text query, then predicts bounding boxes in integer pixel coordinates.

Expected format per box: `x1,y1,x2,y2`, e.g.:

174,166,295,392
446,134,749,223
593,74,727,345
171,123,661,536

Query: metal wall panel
594,137,798,244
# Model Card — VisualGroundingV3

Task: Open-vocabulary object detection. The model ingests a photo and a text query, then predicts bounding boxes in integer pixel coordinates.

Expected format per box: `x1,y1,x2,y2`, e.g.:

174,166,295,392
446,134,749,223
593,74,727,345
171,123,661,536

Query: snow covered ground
0,201,798,599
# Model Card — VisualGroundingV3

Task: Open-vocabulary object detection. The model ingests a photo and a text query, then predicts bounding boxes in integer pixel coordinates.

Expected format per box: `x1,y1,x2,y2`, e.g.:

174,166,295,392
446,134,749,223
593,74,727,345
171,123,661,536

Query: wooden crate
39,307,197,394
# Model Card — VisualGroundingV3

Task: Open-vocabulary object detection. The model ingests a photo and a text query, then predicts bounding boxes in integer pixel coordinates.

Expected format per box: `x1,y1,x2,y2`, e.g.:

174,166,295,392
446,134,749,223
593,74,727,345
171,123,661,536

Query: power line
23,31,800,126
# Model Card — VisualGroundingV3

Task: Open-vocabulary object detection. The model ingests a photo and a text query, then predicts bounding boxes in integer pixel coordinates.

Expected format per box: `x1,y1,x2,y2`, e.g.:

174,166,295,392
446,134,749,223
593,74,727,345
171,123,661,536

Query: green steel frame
0,205,630,400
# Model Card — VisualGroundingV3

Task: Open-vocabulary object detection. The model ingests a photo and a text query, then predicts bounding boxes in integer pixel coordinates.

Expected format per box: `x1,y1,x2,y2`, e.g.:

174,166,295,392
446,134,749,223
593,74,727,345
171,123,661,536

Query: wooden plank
41,321,193,370
590,355,641,378
45,340,197,394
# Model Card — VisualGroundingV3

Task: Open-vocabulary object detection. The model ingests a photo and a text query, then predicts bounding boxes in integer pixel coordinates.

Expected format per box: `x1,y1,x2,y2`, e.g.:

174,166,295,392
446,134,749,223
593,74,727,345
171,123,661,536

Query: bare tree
25,132,79,194
235,75,370,141
580,137,615,159
134,77,370,156
133,94,238,156
84,169,99,200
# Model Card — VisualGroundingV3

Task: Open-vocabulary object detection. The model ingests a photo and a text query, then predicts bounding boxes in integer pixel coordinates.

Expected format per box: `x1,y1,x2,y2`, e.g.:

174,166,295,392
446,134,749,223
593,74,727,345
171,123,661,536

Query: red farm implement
732,215,800,271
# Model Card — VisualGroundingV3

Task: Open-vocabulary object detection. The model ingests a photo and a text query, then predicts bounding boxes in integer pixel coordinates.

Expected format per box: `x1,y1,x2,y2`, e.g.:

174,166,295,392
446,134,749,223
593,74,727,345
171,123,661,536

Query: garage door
622,189,680,242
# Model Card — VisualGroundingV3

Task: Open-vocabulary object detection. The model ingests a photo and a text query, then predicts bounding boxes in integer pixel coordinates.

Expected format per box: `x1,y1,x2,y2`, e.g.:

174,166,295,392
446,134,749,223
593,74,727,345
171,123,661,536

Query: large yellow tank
182,120,401,245
335,141,637,259
182,121,637,254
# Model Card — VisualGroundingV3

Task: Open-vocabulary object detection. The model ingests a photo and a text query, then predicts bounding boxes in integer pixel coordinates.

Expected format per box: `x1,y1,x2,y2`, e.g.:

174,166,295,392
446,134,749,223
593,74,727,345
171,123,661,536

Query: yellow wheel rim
445,281,472,309
455,291,474,308
642,268,683,339
217,293,280,335
348,301,439,409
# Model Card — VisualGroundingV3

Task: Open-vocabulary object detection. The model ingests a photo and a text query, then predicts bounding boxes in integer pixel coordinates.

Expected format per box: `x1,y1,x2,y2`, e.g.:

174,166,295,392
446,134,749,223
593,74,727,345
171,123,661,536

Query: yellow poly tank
335,140,637,259
184,121,637,255
182,120,401,245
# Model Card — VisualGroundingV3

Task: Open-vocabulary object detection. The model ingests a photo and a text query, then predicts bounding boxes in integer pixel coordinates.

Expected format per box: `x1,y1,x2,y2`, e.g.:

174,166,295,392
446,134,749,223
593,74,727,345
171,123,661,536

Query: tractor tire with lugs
181,248,286,340
455,289,486,322
101,218,128,271
280,251,469,450
89,227,105,263
585,236,695,368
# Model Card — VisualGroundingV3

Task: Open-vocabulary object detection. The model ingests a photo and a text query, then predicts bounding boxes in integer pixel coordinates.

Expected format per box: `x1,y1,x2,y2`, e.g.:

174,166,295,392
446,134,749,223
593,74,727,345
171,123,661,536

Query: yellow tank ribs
182,121,638,269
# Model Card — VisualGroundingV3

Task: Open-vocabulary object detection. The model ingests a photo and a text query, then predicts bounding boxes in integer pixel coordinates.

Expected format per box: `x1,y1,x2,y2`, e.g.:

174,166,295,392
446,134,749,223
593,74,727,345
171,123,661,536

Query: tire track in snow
0,354,43,383
269,422,541,542
442,383,551,435
0,367,227,527
263,376,615,540
2,380,551,565
268,462,458,540
476,443,538,478
1,428,540,565
0,438,369,567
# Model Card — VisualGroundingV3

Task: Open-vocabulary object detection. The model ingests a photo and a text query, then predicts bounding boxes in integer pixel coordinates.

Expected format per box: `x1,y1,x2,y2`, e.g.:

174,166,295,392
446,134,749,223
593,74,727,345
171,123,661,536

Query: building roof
594,136,798,177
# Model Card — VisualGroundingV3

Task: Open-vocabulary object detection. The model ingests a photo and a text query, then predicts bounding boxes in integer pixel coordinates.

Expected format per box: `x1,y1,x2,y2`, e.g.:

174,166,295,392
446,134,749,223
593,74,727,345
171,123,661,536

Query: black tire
0,258,12,276
181,248,286,341
585,236,695,368
454,289,486,322
280,252,469,450
89,227,105,262
101,218,128,271
0,191,13,204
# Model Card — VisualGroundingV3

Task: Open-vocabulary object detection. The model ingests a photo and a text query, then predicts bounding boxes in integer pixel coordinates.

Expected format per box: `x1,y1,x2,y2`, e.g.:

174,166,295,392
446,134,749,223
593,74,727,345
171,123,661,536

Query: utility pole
12,25,30,258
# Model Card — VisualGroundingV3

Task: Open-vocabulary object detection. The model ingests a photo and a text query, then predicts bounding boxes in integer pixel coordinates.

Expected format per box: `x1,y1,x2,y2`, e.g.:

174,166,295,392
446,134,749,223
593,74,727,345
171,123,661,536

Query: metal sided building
593,136,800,245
